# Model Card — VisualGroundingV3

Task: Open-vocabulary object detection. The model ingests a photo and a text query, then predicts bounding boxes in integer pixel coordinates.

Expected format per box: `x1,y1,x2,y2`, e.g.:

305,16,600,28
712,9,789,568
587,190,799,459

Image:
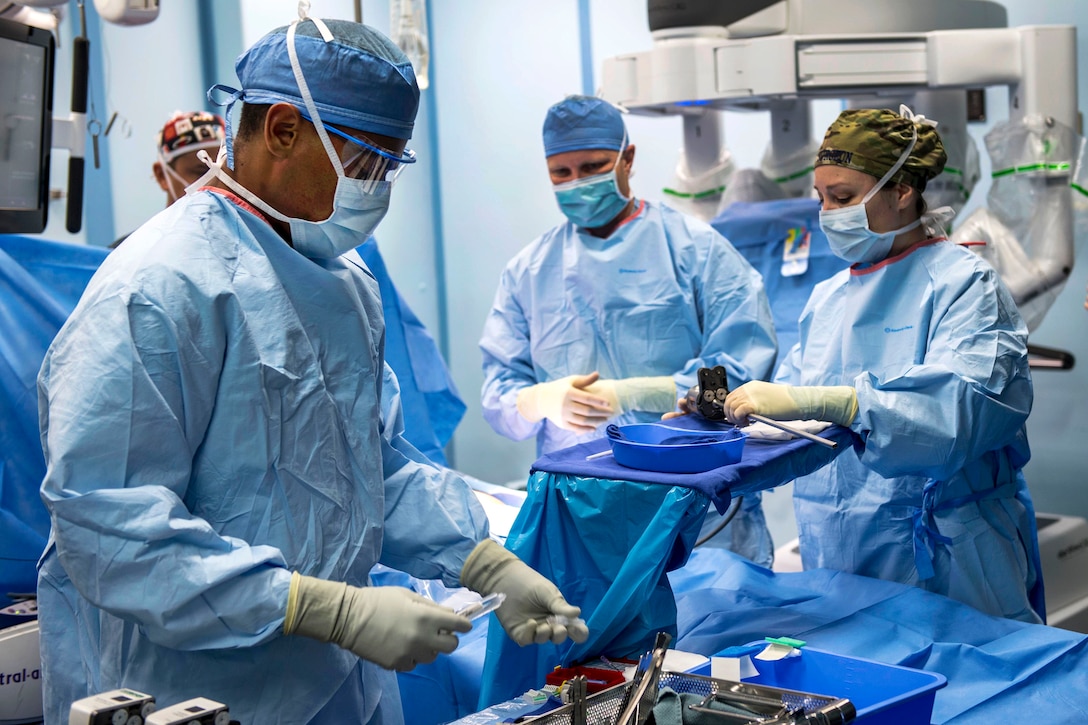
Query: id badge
781,227,810,277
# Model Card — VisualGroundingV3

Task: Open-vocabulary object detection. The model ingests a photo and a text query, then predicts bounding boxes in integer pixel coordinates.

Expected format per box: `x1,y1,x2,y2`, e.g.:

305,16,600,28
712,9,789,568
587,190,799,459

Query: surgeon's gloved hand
460,539,589,646
724,381,858,427
284,572,471,672
584,376,679,416
515,372,614,434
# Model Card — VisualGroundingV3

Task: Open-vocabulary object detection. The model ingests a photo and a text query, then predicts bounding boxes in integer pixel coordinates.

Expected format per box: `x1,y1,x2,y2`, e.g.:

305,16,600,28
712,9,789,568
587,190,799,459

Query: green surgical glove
584,376,680,415
724,381,858,427
284,573,471,671
515,372,614,433
460,539,590,646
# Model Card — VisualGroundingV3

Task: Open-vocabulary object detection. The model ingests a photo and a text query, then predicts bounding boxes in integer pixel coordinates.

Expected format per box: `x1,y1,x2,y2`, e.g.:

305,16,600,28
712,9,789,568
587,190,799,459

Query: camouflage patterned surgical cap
815,108,947,191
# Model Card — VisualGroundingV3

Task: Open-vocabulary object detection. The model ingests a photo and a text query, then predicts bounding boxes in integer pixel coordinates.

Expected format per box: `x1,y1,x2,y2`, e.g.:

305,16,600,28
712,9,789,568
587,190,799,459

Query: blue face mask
819,115,920,264
553,150,631,229
819,190,921,264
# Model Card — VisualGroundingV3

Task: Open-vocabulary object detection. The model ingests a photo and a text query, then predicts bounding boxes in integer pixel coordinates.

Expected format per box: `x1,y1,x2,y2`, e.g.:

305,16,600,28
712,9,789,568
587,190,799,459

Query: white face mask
190,16,395,259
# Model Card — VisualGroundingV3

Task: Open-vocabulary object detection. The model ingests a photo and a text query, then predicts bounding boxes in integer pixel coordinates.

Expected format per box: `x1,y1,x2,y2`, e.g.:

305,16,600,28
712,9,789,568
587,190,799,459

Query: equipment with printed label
144,698,231,725
68,688,156,725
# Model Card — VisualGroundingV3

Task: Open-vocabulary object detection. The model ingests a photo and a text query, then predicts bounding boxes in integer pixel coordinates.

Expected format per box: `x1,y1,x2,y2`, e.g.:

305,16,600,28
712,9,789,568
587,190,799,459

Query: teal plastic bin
719,646,946,724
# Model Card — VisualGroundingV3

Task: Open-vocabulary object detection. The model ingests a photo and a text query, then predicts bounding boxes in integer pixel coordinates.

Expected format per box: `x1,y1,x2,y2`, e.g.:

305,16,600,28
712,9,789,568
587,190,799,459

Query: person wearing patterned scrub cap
723,106,1044,625
153,110,227,205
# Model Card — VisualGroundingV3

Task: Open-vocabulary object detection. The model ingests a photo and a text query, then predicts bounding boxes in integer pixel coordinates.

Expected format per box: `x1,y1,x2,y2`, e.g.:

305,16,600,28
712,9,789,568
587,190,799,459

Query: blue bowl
607,423,747,474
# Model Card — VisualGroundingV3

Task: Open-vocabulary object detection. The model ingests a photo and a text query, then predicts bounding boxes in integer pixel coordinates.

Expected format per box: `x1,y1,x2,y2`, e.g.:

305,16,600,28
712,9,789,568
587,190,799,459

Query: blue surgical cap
542,95,627,157
235,19,420,140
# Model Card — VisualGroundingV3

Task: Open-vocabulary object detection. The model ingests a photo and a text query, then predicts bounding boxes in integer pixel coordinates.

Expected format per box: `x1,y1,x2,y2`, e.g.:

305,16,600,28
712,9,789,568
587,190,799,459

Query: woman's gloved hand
284,573,471,671
515,372,613,433
724,381,858,427
584,376,679,416
460,539,590,646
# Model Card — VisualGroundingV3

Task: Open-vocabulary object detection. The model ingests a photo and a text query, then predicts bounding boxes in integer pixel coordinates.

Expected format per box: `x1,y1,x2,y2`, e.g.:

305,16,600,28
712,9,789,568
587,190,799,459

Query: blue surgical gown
35,190,490,725
776,238,1042,623
480,200,778,565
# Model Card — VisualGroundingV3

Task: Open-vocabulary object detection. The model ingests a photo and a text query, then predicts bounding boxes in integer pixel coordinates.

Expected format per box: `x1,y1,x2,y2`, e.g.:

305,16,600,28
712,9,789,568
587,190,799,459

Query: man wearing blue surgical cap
480,95,779,563
36,15,586,725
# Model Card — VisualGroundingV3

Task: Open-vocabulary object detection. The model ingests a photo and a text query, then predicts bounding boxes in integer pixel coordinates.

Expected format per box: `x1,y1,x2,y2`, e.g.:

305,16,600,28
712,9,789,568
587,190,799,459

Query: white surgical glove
284,573,471,671
460,539,590,646
515,372,613,433
584,376,679,416
724,381,858,427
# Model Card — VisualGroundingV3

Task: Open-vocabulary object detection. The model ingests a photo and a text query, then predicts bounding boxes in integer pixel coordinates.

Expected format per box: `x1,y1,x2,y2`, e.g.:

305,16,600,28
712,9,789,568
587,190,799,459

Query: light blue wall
430,1,585,479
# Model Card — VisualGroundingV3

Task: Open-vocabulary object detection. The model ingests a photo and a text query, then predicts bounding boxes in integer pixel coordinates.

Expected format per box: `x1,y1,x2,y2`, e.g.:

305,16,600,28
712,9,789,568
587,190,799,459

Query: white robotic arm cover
951,114,1084,331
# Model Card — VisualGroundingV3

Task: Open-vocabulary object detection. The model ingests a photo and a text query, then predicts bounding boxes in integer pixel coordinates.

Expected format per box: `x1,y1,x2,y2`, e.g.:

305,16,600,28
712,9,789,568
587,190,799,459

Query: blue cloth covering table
436,547,1088,724
533,415,852,514
475,416,852,708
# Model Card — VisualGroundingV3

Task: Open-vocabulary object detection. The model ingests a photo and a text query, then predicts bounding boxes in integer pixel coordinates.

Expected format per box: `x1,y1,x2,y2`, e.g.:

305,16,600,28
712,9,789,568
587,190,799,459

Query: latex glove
284,573,471,671
515,372,613,433
584,376,679,415
460,539,590,646
724,381,858,427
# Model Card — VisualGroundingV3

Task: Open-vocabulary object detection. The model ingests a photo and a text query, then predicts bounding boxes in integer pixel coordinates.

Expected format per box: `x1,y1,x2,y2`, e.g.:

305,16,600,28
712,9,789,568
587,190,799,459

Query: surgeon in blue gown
724,107,1043,623
36,16,586,725
480,95,779,565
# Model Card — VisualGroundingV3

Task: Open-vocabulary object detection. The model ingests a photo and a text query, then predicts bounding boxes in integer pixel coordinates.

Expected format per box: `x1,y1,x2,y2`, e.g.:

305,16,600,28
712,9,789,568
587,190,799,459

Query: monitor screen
0,18,54,234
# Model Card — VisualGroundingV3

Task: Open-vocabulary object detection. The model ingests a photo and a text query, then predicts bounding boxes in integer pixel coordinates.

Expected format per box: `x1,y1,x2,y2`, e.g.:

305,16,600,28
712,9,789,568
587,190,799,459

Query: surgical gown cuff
616,376,681,414
459,539,515,594
284,571,303,635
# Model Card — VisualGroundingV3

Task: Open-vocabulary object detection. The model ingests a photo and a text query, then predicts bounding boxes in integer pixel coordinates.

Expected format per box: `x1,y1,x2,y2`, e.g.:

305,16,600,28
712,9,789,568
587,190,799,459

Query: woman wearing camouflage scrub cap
723,106,1044,624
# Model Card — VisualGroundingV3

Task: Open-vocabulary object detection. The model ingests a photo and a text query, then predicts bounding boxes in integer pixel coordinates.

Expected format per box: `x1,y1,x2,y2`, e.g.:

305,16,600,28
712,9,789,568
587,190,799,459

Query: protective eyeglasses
300,111,417,188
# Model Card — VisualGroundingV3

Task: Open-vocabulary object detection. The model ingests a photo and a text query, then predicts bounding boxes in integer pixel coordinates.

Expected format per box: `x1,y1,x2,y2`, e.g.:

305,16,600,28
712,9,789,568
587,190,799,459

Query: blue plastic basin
606,423,747,474
719,646,948,724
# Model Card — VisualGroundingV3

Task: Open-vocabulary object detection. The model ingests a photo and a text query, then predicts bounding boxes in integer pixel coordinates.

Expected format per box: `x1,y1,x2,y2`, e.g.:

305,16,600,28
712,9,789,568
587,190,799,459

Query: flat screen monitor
0,18,54,234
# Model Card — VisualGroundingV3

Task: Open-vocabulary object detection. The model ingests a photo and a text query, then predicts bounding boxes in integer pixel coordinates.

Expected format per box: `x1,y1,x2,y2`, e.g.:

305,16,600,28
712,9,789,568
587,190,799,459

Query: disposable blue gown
480,200,779,565
36,191,490,725
775,239,1042,622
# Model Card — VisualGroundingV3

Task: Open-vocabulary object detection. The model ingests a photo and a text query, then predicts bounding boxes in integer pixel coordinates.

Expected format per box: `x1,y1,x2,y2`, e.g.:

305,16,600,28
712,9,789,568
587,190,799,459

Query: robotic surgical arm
604,0,1080,335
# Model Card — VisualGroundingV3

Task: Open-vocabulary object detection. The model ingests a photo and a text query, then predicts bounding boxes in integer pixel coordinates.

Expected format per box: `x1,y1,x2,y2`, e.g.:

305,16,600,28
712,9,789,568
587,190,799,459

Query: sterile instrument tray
606,423,747,473
521,670,855,724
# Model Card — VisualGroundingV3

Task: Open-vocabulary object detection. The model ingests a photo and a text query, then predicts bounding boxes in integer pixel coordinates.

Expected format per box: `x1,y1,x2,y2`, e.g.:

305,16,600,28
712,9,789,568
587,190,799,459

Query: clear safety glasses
302,112,417,190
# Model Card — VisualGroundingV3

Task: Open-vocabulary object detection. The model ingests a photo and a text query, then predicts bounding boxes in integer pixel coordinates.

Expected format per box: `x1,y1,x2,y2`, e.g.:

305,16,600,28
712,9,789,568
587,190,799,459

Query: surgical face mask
191,16,411,259
819,112,921,264
553,145,631,228
819,186,922,264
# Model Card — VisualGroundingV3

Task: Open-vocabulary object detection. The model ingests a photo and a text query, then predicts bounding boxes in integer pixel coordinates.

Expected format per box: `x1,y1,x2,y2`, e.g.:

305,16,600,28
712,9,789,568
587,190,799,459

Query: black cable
694,494,743,547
